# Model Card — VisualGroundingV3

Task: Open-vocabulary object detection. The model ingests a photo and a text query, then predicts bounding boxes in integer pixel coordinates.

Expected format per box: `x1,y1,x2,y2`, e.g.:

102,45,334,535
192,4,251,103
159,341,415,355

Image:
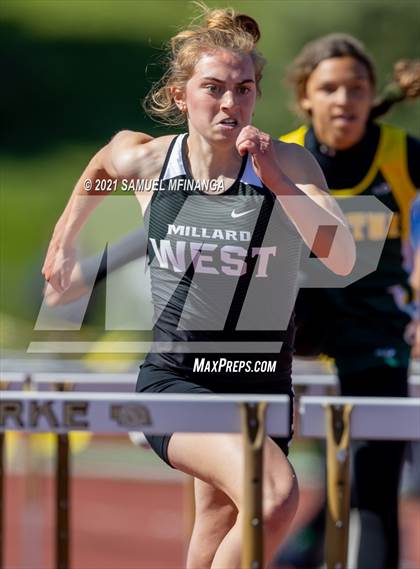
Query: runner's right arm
43,227,148,306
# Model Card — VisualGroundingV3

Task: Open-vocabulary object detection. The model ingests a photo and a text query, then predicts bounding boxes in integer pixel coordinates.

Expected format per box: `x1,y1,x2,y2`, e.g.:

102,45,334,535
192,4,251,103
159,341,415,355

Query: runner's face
181,50,257,143
301,56,374,150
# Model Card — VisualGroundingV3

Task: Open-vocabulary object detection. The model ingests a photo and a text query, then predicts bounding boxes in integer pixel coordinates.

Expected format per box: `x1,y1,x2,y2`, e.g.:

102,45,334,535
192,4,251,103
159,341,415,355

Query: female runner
278,34,419,569
42,8,355,568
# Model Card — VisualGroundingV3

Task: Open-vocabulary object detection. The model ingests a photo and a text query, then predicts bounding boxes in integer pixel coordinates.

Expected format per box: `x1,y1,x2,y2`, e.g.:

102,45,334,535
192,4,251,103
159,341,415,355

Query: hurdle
1,356,418,394
300,396,420,569
0,391,291,569
1,358,419,569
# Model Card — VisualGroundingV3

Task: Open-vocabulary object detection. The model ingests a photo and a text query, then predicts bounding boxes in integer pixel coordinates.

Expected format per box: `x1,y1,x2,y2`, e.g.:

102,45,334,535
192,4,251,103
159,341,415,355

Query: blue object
411,194,420,249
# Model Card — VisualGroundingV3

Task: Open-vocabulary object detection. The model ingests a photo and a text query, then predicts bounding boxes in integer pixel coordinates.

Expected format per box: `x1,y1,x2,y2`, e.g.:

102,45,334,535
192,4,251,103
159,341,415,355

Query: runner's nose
221,90,236,110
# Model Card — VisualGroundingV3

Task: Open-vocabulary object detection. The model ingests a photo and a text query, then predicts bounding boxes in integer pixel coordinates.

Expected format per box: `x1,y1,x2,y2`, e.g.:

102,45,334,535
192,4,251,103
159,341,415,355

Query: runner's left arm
236,127,356,276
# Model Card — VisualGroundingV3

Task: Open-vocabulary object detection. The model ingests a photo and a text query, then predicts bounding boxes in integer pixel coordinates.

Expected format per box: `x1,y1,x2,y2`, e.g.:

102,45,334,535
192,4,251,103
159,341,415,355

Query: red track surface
4,475,420,569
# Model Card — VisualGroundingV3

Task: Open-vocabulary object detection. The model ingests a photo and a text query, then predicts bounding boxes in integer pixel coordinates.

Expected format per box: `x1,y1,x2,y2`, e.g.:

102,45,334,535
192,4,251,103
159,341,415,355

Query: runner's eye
320,83,337,94
349,84,367,96
205,84,220,94
238,86,250,95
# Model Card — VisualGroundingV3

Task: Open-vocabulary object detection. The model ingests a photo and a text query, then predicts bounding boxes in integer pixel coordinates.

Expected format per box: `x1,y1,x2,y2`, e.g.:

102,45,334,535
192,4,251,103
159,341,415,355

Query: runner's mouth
332,114,357,123
219,118,239,128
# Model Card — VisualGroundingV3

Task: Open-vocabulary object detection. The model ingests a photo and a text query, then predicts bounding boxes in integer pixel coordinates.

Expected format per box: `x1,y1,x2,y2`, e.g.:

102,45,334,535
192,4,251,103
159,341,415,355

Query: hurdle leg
0,376,6,569
325,404,353,569
55,383,71,569
56,432,70,569
0,432,4,569
240,402,267,569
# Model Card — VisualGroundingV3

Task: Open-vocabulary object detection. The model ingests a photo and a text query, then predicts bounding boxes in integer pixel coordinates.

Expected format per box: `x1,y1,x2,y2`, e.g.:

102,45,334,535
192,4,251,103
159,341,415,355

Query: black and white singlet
143,134,303,383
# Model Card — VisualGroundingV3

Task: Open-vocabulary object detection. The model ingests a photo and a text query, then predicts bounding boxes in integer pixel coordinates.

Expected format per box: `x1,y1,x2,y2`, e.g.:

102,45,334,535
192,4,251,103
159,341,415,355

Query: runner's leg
187,478,237,569
168,433,299,568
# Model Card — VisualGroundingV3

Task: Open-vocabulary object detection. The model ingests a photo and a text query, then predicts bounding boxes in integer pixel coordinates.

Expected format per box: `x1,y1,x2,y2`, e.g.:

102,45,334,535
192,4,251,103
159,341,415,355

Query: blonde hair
143,4,265,126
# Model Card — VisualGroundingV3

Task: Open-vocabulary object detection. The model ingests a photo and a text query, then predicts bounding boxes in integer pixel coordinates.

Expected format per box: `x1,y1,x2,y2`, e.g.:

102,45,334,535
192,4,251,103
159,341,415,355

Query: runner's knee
263,475,299,532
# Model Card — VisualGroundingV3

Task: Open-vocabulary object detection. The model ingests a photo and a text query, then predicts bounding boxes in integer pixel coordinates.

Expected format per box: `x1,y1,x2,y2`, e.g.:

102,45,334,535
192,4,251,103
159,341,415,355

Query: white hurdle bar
300,396,420,440
300,396,420,569
1,370,419,395
0,391,290,434
0,391,291,569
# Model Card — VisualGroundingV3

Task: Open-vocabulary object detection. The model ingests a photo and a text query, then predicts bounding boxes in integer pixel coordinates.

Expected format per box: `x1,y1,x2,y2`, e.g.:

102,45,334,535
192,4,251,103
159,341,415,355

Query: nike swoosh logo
231,208,256,218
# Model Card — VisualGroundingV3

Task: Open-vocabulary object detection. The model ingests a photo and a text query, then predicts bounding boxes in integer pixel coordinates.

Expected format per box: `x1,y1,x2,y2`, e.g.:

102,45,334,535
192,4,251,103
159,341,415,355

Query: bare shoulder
135,135,178,177
272,139,328,190
111,132,177,180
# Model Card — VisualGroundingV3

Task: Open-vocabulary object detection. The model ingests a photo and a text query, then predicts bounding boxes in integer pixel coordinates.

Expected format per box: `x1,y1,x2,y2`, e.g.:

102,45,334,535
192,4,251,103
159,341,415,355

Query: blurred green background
1,0,419,352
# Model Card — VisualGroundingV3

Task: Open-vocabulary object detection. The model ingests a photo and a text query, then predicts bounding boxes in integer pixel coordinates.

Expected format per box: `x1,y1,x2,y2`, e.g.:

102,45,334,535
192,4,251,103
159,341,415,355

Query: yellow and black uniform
279,121,419,569
281,122,419,372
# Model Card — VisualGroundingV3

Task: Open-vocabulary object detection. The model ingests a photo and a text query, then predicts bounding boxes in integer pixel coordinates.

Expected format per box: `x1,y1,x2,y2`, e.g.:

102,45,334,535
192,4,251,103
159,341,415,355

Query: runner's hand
42,242,77,293
43,260,89,305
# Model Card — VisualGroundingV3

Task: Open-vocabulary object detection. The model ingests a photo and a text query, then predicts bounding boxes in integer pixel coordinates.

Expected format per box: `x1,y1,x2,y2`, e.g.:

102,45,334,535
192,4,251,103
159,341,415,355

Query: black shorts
136,361,294,467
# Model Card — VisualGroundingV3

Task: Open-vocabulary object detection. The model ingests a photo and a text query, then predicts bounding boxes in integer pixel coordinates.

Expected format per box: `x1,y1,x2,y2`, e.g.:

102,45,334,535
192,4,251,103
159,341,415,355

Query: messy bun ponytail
143,3,265,126
204,8,261,43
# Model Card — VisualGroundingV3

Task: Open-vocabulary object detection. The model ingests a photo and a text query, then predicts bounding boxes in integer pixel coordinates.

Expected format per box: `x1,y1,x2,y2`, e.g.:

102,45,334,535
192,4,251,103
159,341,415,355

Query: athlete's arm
42,131,161,292
44,227,147,306
236,127,356,276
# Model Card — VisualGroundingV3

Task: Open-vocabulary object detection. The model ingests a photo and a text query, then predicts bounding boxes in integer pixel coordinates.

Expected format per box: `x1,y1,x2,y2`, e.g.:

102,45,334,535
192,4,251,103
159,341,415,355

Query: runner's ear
300,97,312,113
171,87,187,112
